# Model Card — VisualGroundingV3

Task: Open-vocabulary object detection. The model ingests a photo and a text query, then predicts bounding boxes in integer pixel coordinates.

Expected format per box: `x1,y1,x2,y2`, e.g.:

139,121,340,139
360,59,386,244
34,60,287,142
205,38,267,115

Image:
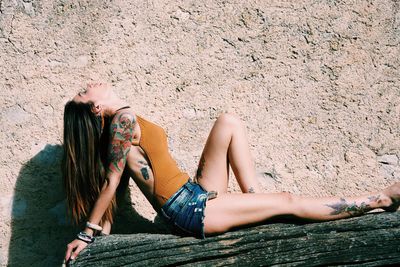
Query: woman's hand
65,239,88,263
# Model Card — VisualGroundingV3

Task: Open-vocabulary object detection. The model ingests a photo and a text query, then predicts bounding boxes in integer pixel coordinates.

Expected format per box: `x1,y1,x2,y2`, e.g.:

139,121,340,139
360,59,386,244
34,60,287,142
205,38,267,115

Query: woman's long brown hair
62,101,116,225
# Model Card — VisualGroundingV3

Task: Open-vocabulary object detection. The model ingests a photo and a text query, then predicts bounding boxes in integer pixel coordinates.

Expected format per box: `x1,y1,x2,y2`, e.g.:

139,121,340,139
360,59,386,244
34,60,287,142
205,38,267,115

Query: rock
49,200,69,226
11,198,27,220
1,105,30,125
70,212,400,266
377,154,399,165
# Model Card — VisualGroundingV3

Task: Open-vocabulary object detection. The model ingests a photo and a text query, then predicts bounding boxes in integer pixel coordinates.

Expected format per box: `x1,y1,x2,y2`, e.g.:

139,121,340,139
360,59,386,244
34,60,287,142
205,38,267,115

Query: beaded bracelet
77,231,95,244
86,221,103,231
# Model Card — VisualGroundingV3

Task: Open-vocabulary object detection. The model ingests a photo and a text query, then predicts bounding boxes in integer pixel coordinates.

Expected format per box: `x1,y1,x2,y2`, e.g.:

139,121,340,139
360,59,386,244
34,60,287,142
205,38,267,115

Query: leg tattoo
196,154,206,180
367,195,380,202
325,195,380,216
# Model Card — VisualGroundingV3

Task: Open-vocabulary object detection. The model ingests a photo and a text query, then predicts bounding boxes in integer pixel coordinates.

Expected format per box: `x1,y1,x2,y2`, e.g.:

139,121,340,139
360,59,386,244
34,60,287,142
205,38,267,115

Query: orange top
136,116,189,207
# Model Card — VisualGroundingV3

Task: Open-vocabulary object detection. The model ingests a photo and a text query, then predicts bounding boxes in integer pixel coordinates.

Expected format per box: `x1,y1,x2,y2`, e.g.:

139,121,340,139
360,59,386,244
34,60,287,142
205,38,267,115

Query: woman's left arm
85,112,135,229
65,112,135,262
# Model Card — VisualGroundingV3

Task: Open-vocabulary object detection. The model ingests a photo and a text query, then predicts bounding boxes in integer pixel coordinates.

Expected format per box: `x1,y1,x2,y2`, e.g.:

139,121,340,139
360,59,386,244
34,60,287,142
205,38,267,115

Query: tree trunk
69,212,400,266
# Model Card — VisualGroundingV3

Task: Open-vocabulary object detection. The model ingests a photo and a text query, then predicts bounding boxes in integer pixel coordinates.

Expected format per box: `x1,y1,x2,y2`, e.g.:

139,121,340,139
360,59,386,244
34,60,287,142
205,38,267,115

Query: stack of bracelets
76,221,105,244
77,231,95,244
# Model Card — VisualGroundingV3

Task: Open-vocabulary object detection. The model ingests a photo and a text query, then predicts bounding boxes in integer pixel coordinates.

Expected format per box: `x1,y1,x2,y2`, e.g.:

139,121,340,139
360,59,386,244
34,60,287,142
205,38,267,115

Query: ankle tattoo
325,195,380,216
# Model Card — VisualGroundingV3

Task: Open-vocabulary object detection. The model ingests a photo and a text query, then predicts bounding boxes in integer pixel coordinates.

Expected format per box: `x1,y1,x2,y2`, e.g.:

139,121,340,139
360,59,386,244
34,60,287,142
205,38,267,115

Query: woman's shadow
8,144,169,267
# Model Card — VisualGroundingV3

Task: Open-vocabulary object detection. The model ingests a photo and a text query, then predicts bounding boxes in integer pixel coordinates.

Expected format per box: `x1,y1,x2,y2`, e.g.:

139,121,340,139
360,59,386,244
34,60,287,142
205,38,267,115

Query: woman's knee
216,113,243,129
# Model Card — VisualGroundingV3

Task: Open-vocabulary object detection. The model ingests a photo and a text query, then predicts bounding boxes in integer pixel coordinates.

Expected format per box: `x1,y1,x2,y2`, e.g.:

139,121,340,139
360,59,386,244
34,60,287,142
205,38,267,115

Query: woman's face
73,83,111,104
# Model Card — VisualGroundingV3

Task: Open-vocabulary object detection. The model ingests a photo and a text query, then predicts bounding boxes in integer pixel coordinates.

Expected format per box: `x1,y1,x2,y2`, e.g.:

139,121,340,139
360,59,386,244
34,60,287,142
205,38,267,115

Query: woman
63,83,399,262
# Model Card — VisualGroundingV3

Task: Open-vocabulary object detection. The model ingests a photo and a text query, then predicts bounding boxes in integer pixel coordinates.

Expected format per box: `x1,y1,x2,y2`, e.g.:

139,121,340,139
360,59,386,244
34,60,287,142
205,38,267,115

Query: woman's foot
382,182,400,212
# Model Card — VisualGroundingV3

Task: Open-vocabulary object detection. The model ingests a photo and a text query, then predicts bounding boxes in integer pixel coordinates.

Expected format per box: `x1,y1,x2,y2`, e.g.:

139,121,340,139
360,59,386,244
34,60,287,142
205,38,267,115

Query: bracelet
86,221,103,231
77,231,95,244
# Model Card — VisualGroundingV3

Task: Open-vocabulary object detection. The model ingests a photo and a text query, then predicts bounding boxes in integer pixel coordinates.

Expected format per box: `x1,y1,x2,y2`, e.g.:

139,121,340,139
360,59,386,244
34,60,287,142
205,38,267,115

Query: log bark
69,212,400,266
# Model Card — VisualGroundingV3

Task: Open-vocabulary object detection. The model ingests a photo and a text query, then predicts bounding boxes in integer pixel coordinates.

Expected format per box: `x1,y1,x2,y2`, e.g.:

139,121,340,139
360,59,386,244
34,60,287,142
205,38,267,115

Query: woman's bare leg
204,183,400,234
195,113,400,234
196,113,261,194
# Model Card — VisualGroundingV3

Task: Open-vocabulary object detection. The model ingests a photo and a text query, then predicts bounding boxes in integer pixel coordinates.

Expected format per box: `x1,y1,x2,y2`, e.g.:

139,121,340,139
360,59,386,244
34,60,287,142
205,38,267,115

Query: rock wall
0,0,399,266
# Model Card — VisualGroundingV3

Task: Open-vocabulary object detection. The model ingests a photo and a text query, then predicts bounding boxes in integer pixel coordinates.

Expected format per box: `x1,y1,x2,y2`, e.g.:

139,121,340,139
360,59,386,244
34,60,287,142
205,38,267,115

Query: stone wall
0,0,399,266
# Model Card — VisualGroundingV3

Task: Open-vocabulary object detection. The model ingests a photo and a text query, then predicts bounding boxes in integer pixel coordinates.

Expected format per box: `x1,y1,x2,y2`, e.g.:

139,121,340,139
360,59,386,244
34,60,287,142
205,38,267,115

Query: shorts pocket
163,187,194,219
173,188,194,210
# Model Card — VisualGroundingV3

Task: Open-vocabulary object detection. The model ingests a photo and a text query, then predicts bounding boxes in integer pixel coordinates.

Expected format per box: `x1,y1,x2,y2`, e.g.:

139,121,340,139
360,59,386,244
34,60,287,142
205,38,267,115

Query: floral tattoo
107,113,135,174
325,195,380,216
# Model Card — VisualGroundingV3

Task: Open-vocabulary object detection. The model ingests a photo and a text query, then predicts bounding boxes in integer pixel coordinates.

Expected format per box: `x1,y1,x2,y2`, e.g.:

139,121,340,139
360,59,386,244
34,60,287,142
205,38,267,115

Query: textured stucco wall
0,0,399,266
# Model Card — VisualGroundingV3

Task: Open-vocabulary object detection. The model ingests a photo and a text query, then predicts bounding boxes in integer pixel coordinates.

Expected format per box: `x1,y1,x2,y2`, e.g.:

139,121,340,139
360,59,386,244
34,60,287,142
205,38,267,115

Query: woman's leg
196,113,399,234
203,183,399,234
196,113,261,194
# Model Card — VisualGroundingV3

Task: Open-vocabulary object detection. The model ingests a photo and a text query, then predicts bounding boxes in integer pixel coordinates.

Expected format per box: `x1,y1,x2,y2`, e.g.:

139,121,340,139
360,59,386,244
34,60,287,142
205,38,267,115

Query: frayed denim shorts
160,180,216,239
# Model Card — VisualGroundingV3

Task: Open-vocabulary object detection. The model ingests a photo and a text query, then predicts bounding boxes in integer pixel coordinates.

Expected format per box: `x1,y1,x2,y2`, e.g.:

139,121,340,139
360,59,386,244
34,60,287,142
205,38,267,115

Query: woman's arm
85,112,135,233
100,219,112,235
65,112,135,262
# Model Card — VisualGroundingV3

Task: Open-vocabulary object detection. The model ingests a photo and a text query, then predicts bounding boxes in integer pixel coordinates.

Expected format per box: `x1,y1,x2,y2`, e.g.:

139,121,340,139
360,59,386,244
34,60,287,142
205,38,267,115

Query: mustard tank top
136,116,189,207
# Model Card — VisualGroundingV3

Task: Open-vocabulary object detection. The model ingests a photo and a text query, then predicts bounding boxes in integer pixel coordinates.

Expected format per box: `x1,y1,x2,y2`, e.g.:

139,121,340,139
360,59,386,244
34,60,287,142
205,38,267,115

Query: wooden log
69,212,400,266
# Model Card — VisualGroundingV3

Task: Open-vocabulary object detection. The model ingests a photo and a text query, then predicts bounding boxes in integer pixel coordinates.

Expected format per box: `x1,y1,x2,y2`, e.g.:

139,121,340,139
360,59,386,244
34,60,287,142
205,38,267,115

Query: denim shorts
160,180,215,239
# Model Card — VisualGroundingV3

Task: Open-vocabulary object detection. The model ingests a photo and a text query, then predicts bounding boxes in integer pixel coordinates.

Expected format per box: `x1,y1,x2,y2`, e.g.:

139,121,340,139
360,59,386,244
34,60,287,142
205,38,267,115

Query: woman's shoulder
114,107,136,119
110,108,138,129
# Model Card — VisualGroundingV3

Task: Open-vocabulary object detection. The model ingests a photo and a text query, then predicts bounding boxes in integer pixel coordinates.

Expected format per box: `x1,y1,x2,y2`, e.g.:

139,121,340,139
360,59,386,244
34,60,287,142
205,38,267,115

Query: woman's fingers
65,243,74,262
65,239,88,262
71,242,87,260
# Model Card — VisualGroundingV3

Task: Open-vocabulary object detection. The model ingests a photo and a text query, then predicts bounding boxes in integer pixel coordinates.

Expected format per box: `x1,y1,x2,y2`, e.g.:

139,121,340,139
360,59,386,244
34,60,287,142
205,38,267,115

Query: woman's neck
103,99,130,117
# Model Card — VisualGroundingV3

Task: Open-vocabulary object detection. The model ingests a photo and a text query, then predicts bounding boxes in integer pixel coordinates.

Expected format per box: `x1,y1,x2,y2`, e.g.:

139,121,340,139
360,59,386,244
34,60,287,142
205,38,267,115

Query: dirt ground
0,0,399,266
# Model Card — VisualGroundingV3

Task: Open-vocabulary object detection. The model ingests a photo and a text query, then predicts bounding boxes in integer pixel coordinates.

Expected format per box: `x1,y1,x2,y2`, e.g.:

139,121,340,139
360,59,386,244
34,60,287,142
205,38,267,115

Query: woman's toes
382,182,400,212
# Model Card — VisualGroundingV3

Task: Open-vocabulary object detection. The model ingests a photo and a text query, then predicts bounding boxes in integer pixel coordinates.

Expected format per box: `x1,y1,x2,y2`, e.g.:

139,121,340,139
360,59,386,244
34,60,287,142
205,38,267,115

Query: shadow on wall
8,144,169,267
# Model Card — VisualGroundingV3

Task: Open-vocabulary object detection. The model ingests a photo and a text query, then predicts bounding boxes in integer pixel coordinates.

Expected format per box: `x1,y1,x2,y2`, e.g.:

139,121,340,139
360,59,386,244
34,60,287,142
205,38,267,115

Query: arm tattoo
107,113,135,174
196,154,206,179
138,160,150,181
138,160,150,180
140,167,150,180
325,195,380,216
138,160,148,165
248,187,255,193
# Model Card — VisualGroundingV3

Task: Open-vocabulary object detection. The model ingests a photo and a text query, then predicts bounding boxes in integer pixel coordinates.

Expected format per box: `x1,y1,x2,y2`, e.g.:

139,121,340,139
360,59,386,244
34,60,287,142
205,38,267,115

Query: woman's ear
92,104,102,115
